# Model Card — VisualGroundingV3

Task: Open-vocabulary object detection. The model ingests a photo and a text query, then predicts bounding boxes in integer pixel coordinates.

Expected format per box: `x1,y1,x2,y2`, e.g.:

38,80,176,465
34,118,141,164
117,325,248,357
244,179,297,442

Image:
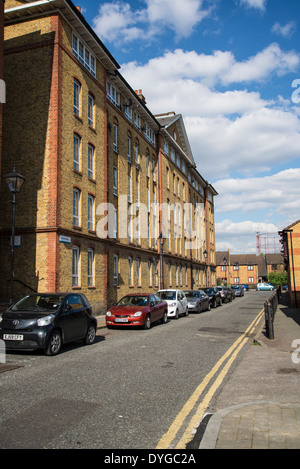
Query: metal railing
264,288,281,340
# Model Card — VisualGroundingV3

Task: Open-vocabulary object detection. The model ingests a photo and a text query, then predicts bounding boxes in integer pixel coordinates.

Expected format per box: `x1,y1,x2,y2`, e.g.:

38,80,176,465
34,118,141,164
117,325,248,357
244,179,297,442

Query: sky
79,0,300,254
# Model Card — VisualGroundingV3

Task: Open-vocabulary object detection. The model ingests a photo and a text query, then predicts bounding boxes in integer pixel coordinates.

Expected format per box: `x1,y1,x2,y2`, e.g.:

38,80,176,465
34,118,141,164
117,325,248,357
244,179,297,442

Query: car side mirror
112,303,117,306
150,302,154,307
64,304,72,312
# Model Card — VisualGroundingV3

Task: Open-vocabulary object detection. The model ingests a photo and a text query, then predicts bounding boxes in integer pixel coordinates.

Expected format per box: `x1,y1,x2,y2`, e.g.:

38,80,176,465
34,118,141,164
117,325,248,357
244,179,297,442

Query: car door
178,291,184,314
150,295,158,322
60,294,87,342
155,294,165,320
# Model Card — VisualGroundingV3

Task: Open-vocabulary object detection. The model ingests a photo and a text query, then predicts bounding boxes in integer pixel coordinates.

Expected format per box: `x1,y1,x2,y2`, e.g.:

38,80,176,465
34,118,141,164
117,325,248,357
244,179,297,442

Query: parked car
106,293,168,329
256,282,275,291
183,290,211,313
242,284,249,291
232,285,244,297
227,287,236,300
217,286,232,303
156,289,188,319
202,287,222,308
0,293,97,356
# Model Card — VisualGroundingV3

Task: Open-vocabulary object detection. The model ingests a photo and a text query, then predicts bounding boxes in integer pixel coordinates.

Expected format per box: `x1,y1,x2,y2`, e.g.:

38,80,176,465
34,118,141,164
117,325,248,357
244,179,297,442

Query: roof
281,219,300,231
5,0,120,71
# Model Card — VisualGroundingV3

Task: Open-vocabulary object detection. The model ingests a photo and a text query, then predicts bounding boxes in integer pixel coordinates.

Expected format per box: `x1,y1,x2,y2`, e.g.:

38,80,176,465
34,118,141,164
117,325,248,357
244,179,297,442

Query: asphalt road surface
0,291,271,450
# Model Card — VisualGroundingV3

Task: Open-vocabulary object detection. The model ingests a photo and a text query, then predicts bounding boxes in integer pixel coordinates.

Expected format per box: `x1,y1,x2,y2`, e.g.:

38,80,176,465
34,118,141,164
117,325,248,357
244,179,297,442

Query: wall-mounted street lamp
3,165,25,305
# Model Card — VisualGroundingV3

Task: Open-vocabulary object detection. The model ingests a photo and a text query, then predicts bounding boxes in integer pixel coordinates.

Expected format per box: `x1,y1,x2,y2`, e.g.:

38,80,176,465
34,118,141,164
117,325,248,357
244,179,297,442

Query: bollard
265,301,275,340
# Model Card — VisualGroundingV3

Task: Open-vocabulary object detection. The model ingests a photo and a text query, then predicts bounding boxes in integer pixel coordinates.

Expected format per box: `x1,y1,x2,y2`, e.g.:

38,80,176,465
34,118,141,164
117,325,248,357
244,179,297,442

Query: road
0,291,270,450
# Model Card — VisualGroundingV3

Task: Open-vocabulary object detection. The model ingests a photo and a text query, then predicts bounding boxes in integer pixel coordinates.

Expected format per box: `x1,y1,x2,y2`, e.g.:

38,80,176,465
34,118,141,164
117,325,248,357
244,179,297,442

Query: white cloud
239,0,267,11
272,21,297,38
92,0,212,44
214,169,300,225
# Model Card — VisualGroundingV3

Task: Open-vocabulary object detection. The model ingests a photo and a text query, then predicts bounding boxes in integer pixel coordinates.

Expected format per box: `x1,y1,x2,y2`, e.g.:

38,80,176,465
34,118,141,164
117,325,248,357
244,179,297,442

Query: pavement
199,292,300,449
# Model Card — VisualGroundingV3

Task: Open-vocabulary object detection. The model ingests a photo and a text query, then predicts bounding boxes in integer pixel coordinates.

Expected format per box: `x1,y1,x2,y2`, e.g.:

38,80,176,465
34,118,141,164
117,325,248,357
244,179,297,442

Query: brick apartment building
279,220,300,308
0,0,217,314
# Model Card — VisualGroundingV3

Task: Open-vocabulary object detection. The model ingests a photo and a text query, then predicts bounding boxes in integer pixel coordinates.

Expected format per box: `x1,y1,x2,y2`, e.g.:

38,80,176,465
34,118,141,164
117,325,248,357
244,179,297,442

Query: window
113,208,118,239
73,188,81,227
127,135,131,163
128,174,132,203
129,256,133,286
154,259,158,286
107,81,120,108
234,277,240,284
88,93,94,127
88,194,95,231
233,264,239,271
72,246,80,287
249,277,254,283
148,261,152,285
146,152,149,177
87,249,94,286
72,33,96,77
113,254,119,286
248,264,254,271
171,148,175,163
73,134,81,171
88,144,94,179
136,259,141,285
134,112,141,131
144,124,155,145
164,140,169,156
166,167,169,188
135,141,139,167
73,79,81,116
113,166,118,196
113,123,118,152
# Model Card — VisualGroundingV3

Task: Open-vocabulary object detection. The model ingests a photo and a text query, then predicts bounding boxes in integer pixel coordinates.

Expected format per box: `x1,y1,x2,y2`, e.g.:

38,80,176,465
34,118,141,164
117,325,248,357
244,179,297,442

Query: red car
106,293,168,329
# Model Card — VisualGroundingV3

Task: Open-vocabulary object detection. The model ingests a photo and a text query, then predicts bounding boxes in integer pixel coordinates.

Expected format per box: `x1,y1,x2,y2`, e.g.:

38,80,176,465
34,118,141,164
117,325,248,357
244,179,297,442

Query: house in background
216,251,283,288
279,220,300,309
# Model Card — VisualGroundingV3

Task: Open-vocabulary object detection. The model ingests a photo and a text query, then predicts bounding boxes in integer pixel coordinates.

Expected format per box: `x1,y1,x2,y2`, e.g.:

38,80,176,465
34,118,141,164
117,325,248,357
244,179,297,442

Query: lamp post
3,165,25,305
203,249,208,287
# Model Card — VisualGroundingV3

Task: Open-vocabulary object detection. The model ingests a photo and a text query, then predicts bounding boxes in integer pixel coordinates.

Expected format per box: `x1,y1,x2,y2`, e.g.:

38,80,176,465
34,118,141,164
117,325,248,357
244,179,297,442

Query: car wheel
213,299,217,308
207,303,211,311
144,314,151,330
185,307,189,317
84,323,96,345
45,330,62,356
175,309,179,319
161,310,168,324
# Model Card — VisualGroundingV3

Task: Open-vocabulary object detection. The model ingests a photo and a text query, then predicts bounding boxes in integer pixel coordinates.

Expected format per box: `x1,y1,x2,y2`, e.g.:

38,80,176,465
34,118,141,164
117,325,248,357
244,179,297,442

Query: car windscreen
184,291,200,298
157,291,176,301
118,296,149,306
203,288,214,294
11,295,64,312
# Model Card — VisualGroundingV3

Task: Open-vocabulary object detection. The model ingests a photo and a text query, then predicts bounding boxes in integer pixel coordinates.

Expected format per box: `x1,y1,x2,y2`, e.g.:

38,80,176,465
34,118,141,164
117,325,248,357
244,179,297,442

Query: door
59,294,87,342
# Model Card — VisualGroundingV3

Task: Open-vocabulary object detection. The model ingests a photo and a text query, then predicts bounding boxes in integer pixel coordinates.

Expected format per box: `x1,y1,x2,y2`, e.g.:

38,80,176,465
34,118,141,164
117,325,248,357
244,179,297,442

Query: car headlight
106,311,112,316
133,311,142,317
0,314,2,324
37,314,55,327
170,302,176,307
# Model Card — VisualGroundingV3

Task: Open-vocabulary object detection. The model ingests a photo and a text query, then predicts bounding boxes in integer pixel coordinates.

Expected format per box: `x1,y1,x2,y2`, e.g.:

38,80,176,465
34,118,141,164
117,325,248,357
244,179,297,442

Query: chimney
135,89,146,105
76,6,81,12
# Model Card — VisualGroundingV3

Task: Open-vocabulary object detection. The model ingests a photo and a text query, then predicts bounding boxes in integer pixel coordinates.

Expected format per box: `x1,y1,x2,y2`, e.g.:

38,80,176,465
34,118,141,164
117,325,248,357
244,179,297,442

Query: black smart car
0,293,97,355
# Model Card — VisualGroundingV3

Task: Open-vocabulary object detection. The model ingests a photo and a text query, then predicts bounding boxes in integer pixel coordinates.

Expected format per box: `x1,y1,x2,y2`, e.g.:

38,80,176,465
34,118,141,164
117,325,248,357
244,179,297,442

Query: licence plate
115,318,128,323
3,334,24,341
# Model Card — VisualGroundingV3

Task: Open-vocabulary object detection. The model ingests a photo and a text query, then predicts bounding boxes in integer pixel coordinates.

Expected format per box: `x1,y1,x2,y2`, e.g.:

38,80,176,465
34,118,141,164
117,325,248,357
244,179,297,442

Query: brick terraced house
0,0,217,314
279,220,300,308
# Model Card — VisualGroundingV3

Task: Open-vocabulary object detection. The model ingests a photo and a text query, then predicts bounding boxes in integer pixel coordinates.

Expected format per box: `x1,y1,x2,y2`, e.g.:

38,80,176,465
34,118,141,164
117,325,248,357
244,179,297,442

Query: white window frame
113,166,118,196
88,93,94,127
88,144,94,179
73,133,81,171
113,254,119,286
72,33,96,77
72,246,80,287
113,123,118,153
73,188,81,227
87,249,94,287
88,194,95,231
73,79,81,116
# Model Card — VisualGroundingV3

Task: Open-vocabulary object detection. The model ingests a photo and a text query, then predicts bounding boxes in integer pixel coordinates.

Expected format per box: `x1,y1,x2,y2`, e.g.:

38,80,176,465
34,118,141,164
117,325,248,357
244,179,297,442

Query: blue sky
80,0,300,253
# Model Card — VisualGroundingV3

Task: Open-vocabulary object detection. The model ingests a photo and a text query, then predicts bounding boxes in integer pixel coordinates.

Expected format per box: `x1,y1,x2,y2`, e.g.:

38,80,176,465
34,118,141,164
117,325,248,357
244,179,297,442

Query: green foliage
267,271,287,288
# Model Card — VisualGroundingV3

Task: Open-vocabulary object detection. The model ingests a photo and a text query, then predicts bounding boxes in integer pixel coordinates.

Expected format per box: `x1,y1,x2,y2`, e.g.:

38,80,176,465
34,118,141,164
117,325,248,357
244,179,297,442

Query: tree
267,271,287,288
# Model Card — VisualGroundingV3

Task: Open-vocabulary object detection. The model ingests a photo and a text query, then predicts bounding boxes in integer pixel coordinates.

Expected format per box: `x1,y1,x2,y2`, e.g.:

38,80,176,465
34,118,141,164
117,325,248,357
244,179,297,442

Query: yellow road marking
156,309,264,449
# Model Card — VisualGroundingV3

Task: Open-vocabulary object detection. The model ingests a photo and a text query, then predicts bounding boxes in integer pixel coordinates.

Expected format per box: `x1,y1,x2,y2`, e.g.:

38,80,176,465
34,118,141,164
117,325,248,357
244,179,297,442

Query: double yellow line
156,308,265,449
